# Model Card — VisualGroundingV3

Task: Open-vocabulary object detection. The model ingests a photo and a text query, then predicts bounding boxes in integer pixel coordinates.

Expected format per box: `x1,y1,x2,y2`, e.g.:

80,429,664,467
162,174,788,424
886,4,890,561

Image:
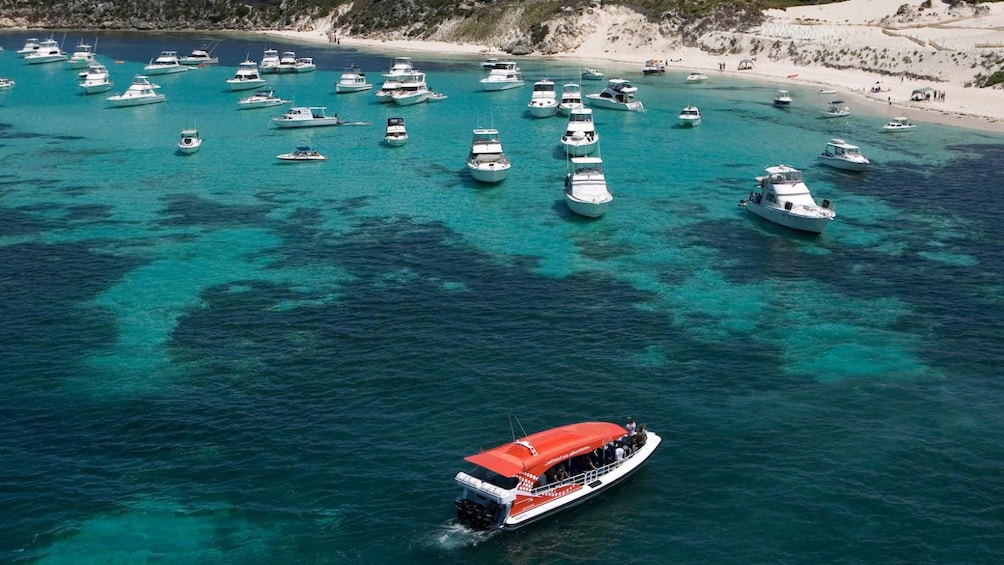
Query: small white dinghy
277,146,326,162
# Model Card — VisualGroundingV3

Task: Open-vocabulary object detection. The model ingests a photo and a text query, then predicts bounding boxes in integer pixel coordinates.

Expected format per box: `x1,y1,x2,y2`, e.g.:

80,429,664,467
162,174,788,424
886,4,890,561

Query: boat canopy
464,422,627,478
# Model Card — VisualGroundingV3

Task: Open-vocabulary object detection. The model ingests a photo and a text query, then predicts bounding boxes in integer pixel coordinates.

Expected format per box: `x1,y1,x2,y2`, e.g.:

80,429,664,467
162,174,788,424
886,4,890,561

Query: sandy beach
265,0,1004,133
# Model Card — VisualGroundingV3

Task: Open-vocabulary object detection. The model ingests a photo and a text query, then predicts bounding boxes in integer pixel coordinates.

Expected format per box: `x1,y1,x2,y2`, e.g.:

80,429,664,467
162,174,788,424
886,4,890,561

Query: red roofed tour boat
454,420,661,531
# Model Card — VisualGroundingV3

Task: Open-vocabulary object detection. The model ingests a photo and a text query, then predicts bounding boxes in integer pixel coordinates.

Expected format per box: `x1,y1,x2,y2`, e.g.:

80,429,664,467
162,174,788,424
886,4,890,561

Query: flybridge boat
586,79,644,111
384,117,408,147
180,41,221,65
260,48,280,74
642,59,666,74
78,63,113,94
467,128,511,183
237,88,289,109
376,58,420,103
277,50,298,73
294,57,317,73
565,156,613,218
335,65,372,93
106,75,164,107
527,78,558,118
16,38,40,57
25,39,67,64
392,72,431,106
678,105,702,128
818,138,870,171
557,83,584,116
560,108,599,157
455,421,661,531
226,59,266,91
67,41,96,69
480,61,525,91
742,164,835,234
144,51,189,75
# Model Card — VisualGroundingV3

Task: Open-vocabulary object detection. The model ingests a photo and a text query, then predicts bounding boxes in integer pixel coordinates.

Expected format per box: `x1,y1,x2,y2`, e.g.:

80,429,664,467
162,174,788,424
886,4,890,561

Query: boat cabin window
467,466,518,490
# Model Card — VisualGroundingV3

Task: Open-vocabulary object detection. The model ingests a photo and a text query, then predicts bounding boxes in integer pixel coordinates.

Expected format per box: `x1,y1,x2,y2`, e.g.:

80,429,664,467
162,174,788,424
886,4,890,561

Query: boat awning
912,87,935,95
464,422,627,477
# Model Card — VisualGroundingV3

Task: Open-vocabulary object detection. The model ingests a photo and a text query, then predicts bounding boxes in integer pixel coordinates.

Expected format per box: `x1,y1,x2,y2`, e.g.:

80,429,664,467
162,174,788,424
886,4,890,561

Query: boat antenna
509,414,528,440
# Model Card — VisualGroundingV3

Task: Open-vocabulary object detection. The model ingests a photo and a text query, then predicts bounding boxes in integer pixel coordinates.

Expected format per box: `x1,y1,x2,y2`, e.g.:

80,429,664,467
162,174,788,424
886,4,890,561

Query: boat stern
455,472,516,531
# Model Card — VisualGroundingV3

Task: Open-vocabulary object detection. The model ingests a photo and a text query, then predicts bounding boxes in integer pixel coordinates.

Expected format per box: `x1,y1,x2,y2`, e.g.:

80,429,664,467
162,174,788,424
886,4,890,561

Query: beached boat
527,78,558,118
144,51,189,75
226,59,266,91
560,108,599,157
16,38,40,57
271,106,342,128
818,138,870,172
177,128,202,154
180,41,221,65
678,105,702,128
455,420,661,531
565,156,613,218
467,128,511,183
384,117,408,147
277,147,326,161
882,116,917,132
66,41,96,69
78,63,113,94
106,75,165,107
642,59,666,75
24,39,67,65
335,65,372,93
820,100,850,118
558,83,585,116
743,164,835,234
773,89,792,107
586,79,644,111
237,88,289,109
260,49,281,74
685,72,709,83
480,61,525,91
581,68,604,81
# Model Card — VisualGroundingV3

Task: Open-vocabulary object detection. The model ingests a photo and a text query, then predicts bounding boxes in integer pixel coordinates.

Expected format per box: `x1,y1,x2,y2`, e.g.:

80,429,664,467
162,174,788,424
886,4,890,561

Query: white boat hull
26,55,68,65
385,136,408,147
468,163,510,183
818,155,868,172
68,58,93,70
529,101,558,118
238,99,286,109
745,201,832,234
565,194,611,218
481,80,524,91
336,83,373,93
272,118,341,129
80,81,113,95
561,138,598,157
227,78,266,91
107,95,165,107
177,142,202,155
144,65,189,75
678,117,701,128
393,92,429,106
586,95,644,111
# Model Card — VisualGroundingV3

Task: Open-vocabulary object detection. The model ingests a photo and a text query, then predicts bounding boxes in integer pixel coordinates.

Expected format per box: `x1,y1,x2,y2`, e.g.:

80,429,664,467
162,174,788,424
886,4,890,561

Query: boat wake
430,521,496,550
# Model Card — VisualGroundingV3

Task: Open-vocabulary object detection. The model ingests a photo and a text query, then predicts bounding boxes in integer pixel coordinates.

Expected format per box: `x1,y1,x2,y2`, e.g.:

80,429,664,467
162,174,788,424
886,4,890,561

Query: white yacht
773,89,792,107
818,139,870,172
144,51,189,75
560,108,599,157
294,57,316,73
16,38,40,57
177,128,202,154
527,78,558,118
581,68,604,81
277,51,298,73
557,83,585,115
820,100,850,118
480,61,525,91
78,63,114,95
375,58,418,103
106,75,165,107
376,71,424,103
226,59,266,91
586,79,644,111
0,78,15,90
882,116,917,132
180,41,221,65
565,156,613,218
743,165,835,234
393,72,432,106
467,128,511,183
271,106,342,128
260,49,281,74
25,39,67,64
335,65,372,93
480,57,500,69
237,88,289,109
384,117,408,147
67,41,96,69
678,105,702,128
685,72,709,83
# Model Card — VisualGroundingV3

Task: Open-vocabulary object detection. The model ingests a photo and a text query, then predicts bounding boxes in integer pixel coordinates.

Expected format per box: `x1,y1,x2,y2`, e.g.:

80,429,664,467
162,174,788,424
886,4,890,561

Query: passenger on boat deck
634,423,648,448
614,443,626,461
625,417,636,438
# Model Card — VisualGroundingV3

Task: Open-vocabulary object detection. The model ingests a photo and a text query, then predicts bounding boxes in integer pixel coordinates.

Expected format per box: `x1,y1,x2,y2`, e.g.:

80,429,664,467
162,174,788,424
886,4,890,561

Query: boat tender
455,421,661,531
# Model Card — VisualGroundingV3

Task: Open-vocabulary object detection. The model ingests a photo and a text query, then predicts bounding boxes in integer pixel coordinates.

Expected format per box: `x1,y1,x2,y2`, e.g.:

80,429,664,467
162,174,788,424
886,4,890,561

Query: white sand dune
267,0,1004,132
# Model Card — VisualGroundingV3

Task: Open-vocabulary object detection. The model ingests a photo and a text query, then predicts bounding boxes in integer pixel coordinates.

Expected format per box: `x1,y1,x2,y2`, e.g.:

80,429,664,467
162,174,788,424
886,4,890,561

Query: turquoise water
2,31,1003,563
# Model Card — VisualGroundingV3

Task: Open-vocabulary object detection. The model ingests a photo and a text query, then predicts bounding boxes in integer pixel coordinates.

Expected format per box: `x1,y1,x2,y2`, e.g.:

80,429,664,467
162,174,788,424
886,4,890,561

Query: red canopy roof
464,422,627,478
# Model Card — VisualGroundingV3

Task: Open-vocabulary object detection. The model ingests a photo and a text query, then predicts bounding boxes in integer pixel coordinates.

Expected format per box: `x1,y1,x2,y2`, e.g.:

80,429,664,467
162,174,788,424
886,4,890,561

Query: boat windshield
771,170,802,183
467,465,518,490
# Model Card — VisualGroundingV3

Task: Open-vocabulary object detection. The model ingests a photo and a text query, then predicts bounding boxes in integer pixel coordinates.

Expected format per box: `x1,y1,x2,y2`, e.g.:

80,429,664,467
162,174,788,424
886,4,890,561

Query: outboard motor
456,499,499,531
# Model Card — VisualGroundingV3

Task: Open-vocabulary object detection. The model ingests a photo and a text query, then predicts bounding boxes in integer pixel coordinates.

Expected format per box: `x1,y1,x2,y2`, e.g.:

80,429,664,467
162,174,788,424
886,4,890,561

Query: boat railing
529,450,641,495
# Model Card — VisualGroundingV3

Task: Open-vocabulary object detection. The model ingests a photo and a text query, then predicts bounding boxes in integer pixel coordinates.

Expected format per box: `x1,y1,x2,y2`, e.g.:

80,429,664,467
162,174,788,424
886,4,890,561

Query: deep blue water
1,31,1003,564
